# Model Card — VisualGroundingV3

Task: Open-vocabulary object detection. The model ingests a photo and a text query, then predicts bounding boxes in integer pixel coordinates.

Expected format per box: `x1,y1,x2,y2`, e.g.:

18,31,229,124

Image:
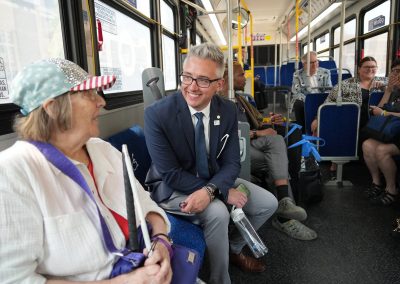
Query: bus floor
198,161,400,284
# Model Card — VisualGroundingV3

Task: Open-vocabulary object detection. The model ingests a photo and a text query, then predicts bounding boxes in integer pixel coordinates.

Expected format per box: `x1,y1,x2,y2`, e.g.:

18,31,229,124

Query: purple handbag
31,141,201,284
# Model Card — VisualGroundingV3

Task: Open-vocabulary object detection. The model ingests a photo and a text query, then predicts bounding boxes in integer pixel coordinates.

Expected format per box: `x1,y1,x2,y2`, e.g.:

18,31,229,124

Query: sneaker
276,197,307,221
272,218,317,241
370,191,398,206
364,183,384,199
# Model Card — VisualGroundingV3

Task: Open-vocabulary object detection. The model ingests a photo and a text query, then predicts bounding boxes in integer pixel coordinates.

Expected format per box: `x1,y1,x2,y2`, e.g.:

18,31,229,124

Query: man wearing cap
0,58,172,283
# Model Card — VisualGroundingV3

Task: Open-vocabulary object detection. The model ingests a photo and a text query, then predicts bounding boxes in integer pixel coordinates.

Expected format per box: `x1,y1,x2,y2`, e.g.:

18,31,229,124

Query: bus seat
107,125,206,264
106,125,151,187
319,60,337,70
238,121,251,180
266,66,279,86
304,93,329,135
142,67,166,109
317,103,360,186
254,66,267,85
330,68,352,86
369,91,384,106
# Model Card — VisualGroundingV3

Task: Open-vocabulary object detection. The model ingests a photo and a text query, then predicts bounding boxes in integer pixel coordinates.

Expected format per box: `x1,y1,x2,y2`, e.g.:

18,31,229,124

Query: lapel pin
214,120,220,126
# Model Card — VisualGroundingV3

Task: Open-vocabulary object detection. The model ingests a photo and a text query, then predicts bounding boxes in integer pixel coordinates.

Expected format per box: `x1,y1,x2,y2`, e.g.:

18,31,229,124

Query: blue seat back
107,125,151,186
318,103,360,158
304,93,329,135
280,62,296,87
266,66,279,86
319,60,337,70
369,91,384,106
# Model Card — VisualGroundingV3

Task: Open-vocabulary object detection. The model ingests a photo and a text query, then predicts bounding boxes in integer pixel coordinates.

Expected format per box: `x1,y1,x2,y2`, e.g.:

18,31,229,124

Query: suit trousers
250,134,289,181
159,178,277,284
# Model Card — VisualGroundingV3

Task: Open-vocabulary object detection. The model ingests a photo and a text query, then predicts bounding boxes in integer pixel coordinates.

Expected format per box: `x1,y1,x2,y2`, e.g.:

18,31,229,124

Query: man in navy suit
145,43,277,284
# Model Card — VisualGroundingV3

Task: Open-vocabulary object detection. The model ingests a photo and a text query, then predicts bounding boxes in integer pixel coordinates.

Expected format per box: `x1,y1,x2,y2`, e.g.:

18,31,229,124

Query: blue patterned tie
194,112,210,179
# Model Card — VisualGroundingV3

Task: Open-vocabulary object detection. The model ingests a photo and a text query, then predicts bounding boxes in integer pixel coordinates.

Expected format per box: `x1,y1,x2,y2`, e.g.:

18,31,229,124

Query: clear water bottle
231,207,268,258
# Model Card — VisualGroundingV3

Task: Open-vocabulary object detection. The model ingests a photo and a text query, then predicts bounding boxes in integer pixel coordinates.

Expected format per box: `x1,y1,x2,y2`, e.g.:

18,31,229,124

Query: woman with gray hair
0,58,172,283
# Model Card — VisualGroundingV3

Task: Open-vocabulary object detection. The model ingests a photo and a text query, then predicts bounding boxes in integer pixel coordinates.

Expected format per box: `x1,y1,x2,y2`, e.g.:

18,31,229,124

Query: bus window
303,42,314,55
363,0,390,34
333,18,356,45
364,32,388,76
161,0,174,33
132,0,151,18
315,32,330,54
334,42,356,76
94,0,152,95
162,35,177,90
161,0,177,91
0,0,64,105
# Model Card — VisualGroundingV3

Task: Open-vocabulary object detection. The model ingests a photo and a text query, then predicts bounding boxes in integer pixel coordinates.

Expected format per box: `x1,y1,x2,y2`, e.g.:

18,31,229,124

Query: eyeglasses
391,68,400,74
180,74,221,88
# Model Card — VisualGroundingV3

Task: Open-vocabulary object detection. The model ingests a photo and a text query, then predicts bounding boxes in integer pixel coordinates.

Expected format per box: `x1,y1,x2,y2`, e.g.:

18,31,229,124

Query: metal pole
273,30,278,114
337,1,346,103
306,0,312,76
227,0,234,100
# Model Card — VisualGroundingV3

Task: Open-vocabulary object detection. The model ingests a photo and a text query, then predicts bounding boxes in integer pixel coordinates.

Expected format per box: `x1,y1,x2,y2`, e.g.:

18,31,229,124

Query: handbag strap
30,141,121,254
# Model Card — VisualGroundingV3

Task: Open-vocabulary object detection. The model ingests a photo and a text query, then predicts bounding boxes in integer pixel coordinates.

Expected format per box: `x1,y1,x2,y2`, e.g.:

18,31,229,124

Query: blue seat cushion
167,213,206,264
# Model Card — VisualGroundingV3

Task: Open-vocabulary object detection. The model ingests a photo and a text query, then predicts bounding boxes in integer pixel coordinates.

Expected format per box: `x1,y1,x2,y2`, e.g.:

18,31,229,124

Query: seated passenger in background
291,51,332,132
144,43,278,284
311,56,387,174
220,61,317,241
0,59,172,283
362,58,400,206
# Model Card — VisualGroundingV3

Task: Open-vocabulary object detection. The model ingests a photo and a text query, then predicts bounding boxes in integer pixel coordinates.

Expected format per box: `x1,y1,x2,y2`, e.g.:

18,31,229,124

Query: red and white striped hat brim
70,75,116,92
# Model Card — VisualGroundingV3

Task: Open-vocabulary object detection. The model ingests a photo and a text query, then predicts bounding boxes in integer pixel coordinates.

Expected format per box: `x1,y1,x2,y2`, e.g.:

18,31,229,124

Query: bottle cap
230,208,245,222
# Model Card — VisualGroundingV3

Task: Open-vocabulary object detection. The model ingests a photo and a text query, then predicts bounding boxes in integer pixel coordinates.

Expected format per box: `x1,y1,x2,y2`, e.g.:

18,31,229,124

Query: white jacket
0,138,169,283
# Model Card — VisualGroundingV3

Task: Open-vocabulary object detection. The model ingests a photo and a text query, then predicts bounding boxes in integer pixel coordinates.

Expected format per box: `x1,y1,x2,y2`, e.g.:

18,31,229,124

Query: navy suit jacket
144,91,241,203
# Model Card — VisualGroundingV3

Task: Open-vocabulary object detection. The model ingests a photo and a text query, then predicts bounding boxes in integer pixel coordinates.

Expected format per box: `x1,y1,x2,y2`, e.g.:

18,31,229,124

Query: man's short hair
184,43,225,77
301,51,317,63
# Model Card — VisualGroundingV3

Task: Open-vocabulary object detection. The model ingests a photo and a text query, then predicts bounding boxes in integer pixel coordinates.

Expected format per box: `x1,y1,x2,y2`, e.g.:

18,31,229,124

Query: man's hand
257,128,277,136
180,188,210,214
269,112,285,125
227,188,248,208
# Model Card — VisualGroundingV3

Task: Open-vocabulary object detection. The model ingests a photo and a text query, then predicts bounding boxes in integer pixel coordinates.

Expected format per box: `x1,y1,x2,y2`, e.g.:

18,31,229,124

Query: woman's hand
143,240,172,284
370,80,387,89
369,105,384,116
115,264,162,284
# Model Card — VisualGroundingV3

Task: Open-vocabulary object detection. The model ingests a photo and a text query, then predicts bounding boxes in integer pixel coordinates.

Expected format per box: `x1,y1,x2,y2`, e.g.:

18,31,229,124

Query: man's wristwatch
205,183,218,202
252,130,257,139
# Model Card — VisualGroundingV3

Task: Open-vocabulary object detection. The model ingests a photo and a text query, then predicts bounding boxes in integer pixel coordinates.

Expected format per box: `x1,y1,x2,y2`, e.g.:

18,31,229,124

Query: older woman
0,59,172,283
362,58,400,206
